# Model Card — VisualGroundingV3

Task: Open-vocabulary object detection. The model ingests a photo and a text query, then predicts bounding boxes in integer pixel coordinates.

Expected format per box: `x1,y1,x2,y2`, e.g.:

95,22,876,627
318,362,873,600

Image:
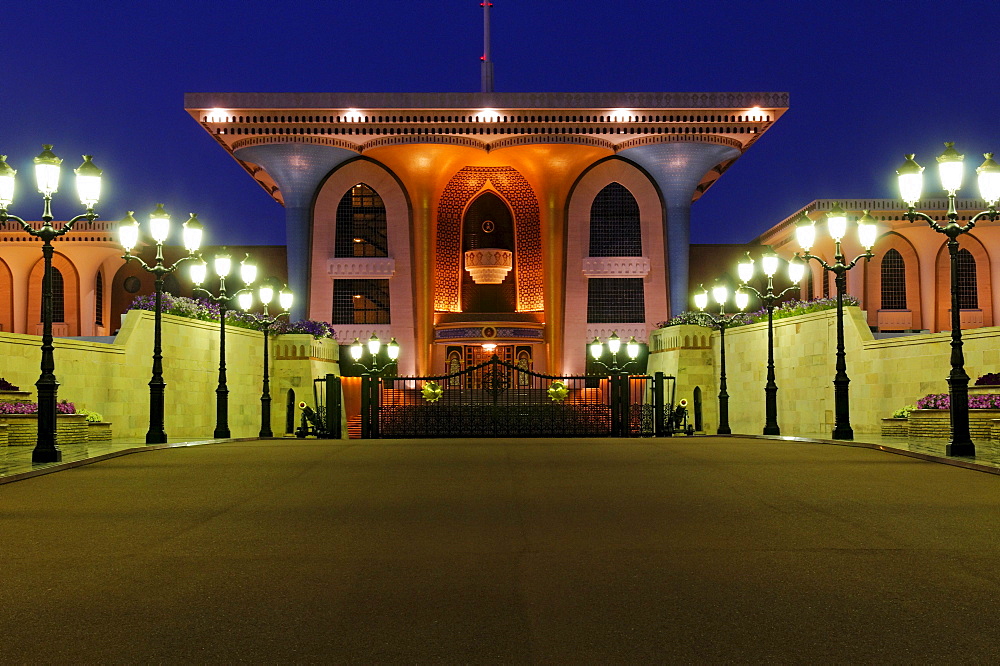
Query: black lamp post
119,206,203,444
896,144,1000,456
793,203,876,441
191,249,257,439
240,279,293,438
589,332,641,437
737,249,805,435
0,146,102,464
352,334,400,440
693,283,749,435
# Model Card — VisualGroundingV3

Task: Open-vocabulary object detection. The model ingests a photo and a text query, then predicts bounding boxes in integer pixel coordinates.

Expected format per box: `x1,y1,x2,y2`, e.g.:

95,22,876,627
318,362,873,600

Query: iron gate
361,356,674,438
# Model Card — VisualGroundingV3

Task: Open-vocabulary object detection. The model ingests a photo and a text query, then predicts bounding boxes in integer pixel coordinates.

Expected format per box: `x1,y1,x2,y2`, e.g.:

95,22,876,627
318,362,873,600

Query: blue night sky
3,0,998,246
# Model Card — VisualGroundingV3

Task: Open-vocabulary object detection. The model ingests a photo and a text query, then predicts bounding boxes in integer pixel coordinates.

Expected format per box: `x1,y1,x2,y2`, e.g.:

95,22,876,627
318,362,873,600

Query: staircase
346,414,362,439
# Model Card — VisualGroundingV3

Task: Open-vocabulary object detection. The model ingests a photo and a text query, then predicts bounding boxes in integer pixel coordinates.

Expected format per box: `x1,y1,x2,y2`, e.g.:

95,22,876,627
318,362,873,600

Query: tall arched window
335,183,388,257
805,270,814,300
956,248,978,309
880,249,907,309
589,182,641,257
95,270,104,327
51,268,65,323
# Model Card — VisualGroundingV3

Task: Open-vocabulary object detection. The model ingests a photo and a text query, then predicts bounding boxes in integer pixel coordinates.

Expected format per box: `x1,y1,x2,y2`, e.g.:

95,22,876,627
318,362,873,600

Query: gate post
654,371,666,436
360,374,371,439
326,374,342,439
371,375,381,439
610,373,623,436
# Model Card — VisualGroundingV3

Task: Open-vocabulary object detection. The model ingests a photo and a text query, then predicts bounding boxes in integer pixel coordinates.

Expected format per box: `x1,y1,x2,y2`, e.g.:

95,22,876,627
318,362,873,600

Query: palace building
182,92,789,375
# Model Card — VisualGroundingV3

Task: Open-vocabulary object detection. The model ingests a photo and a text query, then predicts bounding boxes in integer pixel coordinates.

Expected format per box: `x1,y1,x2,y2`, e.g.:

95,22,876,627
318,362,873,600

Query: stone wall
0,311,341,440
648,307,1000,436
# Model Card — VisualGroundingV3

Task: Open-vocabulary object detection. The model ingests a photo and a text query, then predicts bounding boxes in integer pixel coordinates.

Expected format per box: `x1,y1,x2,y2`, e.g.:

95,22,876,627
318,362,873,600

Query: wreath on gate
421,381,443,403
547,380,569,403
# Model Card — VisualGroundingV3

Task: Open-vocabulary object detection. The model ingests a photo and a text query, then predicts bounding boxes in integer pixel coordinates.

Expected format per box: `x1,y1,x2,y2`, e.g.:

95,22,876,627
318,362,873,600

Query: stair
347,415,362,439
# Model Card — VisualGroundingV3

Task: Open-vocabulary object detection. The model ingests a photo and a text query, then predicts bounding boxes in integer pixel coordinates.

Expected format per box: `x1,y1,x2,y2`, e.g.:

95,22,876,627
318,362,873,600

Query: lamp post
737,249,805,435
119,206,203,444
589,332,641,437
793,203,877,441
352,334,400,440
240,279,293,438
693,283,749,435
895,144,1000,456
191,250,256,438
0,146,102,463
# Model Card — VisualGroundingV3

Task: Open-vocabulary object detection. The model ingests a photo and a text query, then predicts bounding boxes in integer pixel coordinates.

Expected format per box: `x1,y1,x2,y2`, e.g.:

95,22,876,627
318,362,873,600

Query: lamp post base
146,432,168,445
946,441,975,457
32,447,62,464
831,426,854,441
763,425,780,436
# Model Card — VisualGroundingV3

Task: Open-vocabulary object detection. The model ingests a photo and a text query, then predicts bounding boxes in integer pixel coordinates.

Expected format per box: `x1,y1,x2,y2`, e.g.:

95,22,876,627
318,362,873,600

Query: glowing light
476,108,501,122
343,109,365,122
482,342,497,353
608,109,632,122
207,108,229,122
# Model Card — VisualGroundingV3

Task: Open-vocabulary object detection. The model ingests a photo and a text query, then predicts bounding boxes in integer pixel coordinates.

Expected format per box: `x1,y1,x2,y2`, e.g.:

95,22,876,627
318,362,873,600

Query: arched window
956,248,978,309
805,269,814,300
95,270,104,327
589,183,641,257
880,249,907,309
335,183,388,257
51,268,65,323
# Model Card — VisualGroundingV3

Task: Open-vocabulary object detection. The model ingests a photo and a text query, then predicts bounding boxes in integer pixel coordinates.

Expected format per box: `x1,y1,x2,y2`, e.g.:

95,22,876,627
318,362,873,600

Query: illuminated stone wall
0,310,340,441
649,306,1000,436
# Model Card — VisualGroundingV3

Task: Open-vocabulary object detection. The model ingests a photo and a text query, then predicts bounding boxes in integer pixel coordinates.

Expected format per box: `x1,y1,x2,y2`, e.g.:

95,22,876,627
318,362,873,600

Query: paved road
2,437,1000,662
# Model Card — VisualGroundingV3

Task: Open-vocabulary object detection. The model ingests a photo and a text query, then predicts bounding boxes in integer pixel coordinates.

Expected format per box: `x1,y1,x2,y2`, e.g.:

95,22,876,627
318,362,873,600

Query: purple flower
0,400,76,415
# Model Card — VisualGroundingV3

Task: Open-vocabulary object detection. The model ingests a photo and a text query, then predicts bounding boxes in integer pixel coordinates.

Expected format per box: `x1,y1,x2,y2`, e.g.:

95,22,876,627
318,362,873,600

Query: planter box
87,421,112,442
880,418,908,437
0,414,89,446
969,386,1000,395
908,409,1000,440
0,390,32,404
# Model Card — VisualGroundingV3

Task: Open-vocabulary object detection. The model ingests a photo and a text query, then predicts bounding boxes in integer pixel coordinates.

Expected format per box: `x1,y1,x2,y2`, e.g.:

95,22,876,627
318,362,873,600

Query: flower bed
657,295,860,329
127,293,335,338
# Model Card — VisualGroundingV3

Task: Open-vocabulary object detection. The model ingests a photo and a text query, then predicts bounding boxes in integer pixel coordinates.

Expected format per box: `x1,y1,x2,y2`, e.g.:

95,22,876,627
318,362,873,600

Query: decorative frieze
327,257,395,279
582,256,650,278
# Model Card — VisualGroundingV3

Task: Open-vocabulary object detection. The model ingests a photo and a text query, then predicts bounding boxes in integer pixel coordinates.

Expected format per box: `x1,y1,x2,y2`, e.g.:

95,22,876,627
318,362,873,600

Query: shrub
891,404,917,419
127,292,335,339
75,408,105,422
975,372,1000,386
0,377,21,391
656,295,861,330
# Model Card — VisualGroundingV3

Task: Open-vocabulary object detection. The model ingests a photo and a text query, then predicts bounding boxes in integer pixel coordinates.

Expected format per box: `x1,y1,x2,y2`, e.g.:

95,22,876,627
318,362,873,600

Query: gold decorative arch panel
434,166,543,312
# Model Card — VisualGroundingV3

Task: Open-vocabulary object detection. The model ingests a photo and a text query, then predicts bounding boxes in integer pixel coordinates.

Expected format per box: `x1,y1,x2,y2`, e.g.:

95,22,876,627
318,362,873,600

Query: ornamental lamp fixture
607,331,621,355
857,210,878,250
589,337,603,360
693,285,709,311
712,283,729,307
794,212,816,252
350,338,363,361
182,214,203,253
190,257,208,285
74,155,102,208
737,253,755,284
387,338,400,360
788,255,806,283
734,288,750,311
626,336,640,359
464,248,513,284
278,287,293,311
761,249,780,278
368,333,381,356
214,250,232,278
0,155,16,208
118,211,141,253
977,153,1000,204
826,203,849,242
32,144,62,196
239,254,257,286
936,142,964,194
149,203,170,243
259,282,274,305
896,154,924,205
237,291,253,311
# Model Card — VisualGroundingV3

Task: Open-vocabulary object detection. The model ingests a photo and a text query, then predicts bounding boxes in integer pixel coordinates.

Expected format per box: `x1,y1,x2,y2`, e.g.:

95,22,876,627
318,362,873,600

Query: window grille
805,269,814,300
335,183,388,258
332,279,390,324
880,249,907,309
52,268,65,323
586,278,645,323
956,248,978,309
95,270,104,326
822,270,830,298
589,183,642,257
